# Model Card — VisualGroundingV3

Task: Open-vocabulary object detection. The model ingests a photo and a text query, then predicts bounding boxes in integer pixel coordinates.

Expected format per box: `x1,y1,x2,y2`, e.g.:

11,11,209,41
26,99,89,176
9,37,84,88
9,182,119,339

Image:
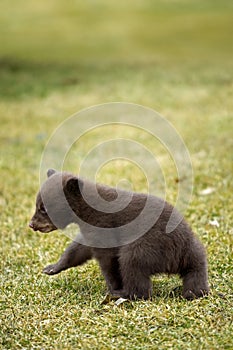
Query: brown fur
29,169,209,300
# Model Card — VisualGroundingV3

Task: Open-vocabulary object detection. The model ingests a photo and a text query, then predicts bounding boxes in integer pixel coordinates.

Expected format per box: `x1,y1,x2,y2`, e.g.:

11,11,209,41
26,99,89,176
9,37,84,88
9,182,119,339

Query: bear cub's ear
47,169,57,178
66,177,83,195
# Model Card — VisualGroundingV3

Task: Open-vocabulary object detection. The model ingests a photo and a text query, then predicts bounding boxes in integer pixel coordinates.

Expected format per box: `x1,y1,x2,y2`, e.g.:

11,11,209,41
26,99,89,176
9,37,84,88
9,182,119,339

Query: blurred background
0,0,232,64
0,0,232,205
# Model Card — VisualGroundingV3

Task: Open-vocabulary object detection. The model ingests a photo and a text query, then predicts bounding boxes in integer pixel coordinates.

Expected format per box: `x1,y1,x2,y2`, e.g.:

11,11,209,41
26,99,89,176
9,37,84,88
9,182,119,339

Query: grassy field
0,1,233,349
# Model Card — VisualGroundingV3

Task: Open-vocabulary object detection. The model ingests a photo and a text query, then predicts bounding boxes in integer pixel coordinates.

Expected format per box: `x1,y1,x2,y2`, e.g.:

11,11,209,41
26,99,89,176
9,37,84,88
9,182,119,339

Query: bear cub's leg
94,250,123,292
181,242,209,300
43,241,93,275
182,268,209,300
113,253,152,300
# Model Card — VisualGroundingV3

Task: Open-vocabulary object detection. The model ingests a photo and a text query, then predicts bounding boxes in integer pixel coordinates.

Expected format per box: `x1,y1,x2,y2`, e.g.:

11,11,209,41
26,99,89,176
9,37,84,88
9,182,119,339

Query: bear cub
29,169,209,300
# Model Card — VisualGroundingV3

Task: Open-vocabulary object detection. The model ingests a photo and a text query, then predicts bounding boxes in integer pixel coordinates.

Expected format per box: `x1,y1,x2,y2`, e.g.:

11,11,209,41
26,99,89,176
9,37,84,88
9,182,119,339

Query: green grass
0,1,233,349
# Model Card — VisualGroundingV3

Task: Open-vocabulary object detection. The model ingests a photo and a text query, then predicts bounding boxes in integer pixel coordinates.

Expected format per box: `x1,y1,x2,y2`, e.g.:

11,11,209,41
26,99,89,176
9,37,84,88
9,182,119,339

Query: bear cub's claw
43,264,60,275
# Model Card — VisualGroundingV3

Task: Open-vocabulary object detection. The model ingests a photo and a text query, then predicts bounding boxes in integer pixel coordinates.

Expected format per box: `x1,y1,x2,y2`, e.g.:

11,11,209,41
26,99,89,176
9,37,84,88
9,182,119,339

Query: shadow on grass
0,57,152,100
46,272,183,302
0,58,87,99
1,57,231,101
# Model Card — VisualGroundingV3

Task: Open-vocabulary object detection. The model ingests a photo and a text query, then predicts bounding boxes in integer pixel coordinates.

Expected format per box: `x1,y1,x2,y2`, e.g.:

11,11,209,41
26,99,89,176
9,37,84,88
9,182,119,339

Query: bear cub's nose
29,221,34,229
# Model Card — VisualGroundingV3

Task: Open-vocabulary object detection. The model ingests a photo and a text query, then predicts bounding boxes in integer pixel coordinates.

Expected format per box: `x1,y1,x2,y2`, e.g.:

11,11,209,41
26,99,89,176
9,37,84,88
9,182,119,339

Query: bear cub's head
29,169,83,233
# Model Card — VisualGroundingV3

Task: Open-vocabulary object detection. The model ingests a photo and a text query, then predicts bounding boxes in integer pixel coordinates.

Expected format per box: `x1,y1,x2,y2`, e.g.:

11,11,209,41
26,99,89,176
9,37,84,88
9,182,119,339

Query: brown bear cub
29,169,209,300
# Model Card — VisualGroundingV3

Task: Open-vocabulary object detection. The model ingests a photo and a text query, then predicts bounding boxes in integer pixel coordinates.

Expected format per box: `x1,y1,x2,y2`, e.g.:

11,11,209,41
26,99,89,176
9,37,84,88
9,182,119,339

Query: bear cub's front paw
43,264,61,275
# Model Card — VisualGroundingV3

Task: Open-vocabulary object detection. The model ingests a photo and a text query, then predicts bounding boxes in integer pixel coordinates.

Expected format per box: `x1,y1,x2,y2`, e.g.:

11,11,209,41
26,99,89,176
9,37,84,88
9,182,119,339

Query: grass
0,0,233,349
